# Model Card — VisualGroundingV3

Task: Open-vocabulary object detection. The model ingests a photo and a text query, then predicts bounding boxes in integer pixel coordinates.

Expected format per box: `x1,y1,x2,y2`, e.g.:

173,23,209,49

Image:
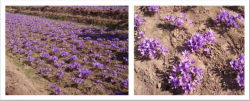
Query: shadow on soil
210,63,244,92
223,6,244,17
180,6,197,13
156,64,185,95
156,22,184,33
138,6,157,17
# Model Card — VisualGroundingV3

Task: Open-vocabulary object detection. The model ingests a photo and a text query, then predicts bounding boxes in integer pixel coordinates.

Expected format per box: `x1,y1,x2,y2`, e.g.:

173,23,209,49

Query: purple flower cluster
138,37,169,59
148,6,159,12
137,31,145,39
204,47,210,54
55,70,65,79
69,62,82,70
215,9,244,28
39,67,52,75
230,53,244,87
185,29,216,53
49,84,62,95
27,56,35,63
78,68,92,78
188,20,194,26
134,14,146,28
101,70,109,78
40,52,49,58
37,60,43,66
61,51,69,57
95,80,105,92
94,62,105,69
27,50,32,56
169,50,204,94
48,56,58,62
112,71,119,78
163,13,185,27
72,75,84,84
68,55,79,61
54,61,66,68
120,78,129,87
51,47,60,54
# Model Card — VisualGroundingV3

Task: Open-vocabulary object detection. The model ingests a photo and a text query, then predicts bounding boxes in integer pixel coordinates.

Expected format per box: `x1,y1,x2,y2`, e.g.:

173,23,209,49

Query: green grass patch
6,52,50,90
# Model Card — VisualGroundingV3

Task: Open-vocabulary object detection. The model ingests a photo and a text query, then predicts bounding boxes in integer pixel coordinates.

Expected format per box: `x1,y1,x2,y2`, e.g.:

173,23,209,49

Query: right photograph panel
134,6,245,95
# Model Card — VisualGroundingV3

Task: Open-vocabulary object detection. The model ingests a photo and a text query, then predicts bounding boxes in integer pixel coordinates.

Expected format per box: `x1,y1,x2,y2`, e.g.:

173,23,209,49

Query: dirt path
5,56,48,95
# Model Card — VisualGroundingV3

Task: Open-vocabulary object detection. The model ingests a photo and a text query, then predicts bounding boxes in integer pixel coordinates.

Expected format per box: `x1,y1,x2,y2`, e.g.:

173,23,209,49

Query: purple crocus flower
179,77,188,86
183,73,192,81
40,52,49,58
69,62,82,70
55,70,65,79
37,60,43,66
230,59,236,70
27,56,35,63
78,68,92,78
96,80,101,84
188,81,197,91
49,84,56,89
204,47,210,54
172,65,180,72
180,13,186,19
183,84,191,94
72,75,76,82
148,6,159,12
112,71,118,77
182,50,190,57
73,48,79,54
237,77,244,87
237,72,244,87
54,87,62,95
163,15,172,21
138,31,145,39
61,51,69,57
27,50,32,56
68,55,78,61
90,84,93,88
76,79,84,84
188,20,194,26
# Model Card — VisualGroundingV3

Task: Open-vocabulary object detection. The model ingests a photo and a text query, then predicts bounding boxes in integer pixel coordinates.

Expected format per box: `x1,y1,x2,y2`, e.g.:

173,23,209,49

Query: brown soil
6,6,128,30
5,56,49,95
134,6,245,95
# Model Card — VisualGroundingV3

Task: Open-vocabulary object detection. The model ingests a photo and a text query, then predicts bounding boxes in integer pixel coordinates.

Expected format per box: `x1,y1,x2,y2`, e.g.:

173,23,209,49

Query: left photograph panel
5,6,128,95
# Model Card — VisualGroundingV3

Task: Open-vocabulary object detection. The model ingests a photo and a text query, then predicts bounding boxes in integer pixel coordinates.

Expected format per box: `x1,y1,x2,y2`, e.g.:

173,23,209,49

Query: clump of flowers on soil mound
134,14,146,28
147,6,160,16
185,29,216,53
169,50,204,94
230,53,245,87
148,6,160,12
137,37,169,59
137,31,145,39
163,13,186,27
215,9,244,28
49,85,62,95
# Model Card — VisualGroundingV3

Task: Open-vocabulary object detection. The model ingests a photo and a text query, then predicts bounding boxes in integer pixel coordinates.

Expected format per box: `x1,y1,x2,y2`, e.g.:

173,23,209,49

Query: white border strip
1,0,249,100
